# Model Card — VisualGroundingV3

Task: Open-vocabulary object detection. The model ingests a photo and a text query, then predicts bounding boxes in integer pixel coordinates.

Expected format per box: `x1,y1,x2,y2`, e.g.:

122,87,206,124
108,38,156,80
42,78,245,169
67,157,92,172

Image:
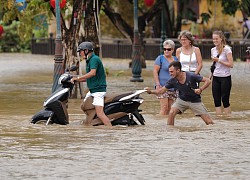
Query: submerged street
0,53,250,179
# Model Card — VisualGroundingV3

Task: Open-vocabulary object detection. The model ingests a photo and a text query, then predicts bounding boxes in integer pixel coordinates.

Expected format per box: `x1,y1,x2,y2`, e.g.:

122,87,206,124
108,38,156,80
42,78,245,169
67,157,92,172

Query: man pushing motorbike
145,61,214,126
71,41,112,127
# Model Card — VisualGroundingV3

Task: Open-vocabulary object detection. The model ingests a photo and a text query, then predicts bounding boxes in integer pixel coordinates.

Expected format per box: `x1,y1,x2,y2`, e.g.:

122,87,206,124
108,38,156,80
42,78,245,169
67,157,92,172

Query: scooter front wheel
133,110,145,125
31,109,54,125
33,119,52,125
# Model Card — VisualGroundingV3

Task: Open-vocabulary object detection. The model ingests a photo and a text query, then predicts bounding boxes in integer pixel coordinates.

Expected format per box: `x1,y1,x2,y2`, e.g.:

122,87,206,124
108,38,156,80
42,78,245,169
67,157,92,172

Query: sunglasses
163,48,172,51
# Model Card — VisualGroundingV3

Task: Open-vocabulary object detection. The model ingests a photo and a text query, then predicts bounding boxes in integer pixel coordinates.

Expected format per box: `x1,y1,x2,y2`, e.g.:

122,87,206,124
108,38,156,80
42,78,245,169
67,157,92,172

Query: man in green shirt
71,41,112,127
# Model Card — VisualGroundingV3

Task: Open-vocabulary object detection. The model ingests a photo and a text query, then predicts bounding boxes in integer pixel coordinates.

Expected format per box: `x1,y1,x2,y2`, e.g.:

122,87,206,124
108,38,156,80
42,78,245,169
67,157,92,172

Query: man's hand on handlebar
70,76,86,84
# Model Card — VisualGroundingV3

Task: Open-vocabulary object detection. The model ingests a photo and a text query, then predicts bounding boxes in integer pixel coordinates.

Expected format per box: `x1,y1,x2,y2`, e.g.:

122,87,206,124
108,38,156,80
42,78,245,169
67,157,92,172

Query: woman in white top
176,30,203,75
211,30,233,115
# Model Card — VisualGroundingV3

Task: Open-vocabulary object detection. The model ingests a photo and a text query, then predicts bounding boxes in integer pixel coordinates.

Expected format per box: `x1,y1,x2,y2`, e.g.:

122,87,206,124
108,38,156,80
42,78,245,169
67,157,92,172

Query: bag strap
160,55,164,68
188,47,195,71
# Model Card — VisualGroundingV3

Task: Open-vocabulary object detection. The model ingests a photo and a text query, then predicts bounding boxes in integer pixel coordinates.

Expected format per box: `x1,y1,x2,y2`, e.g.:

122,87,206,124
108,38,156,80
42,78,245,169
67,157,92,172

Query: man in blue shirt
71,41,112,127
145,61,214,126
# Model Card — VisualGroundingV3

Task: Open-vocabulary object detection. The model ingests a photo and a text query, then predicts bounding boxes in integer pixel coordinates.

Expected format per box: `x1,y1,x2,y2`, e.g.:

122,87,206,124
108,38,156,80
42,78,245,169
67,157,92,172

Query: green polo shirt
86,53,107,93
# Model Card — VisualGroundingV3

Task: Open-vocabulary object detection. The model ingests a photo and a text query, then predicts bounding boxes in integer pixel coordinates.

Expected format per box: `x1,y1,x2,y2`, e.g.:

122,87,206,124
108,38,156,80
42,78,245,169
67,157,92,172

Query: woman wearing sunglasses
176,30,203,75
153,40,178,115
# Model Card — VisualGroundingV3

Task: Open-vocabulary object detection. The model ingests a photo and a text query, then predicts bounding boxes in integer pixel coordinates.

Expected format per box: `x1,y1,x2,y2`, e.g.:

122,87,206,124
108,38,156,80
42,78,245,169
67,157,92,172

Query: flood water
1,53,250,179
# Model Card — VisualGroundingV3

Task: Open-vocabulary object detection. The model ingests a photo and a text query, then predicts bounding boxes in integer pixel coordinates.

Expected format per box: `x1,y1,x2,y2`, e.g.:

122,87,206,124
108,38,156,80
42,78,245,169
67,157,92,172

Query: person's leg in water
92,92,112,127
167,107,179,125
190,102,214,125
159,98,170,115
221,76,232,115
168,98,188,126
159,91,176,115
224,107,231,115
200,114,214,125
212,76,223,115
215,107,223,115
167,98,175,114
95,105,112,127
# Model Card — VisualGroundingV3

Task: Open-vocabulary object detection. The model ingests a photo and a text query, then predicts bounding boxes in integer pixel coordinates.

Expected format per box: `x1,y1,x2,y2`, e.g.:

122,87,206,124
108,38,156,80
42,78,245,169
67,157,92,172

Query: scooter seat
81,92,134,111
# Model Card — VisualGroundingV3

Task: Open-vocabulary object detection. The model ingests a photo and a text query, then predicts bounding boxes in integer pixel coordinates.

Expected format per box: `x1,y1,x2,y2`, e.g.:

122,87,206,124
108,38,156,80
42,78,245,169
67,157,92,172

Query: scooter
81,89,146,126
31,66,77,125
31,66,146,126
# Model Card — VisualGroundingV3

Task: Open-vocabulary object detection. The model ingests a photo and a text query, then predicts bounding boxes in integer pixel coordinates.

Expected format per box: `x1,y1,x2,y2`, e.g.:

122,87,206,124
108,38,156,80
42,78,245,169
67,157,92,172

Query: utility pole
160,8,166,54
52,0,64,92
130,0,143,82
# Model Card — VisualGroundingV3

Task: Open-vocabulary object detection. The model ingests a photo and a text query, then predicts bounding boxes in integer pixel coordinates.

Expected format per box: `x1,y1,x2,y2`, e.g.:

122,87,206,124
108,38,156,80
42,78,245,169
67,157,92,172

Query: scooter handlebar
58,73,73,84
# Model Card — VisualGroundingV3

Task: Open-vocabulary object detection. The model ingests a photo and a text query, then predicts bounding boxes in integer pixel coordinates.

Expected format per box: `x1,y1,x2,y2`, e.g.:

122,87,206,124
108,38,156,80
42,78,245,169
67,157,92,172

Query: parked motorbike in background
31,66,146,126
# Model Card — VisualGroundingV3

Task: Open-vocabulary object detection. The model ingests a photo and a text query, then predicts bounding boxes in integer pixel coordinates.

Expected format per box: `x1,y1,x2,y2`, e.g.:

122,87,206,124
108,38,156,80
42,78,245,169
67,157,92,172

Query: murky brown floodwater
0,53,250,179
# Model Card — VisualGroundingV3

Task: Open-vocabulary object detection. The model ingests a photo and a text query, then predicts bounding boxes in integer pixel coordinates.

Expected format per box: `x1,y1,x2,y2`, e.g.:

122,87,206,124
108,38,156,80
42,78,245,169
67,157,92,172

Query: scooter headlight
58,73,70,84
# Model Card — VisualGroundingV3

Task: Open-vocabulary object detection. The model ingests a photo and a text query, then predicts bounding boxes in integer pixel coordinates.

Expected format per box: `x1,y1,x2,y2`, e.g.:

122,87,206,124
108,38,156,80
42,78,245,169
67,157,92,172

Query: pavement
0,53,155,77
0,53,54,78
1,52,250,82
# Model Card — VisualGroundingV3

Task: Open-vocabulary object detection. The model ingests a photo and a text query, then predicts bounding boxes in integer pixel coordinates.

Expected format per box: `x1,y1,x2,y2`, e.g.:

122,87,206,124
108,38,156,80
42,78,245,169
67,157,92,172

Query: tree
2,0,98,66
2,0,250,64
101,0,171,67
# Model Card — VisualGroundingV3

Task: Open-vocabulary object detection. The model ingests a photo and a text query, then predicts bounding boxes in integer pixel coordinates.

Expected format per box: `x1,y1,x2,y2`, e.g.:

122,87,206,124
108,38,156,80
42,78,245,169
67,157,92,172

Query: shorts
172,98,208,116
157,90,177,100
84,91,106,107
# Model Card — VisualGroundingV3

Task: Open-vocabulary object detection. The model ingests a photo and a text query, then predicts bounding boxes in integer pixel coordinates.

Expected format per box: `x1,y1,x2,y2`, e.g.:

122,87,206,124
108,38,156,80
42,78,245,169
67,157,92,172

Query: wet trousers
212,76,232,108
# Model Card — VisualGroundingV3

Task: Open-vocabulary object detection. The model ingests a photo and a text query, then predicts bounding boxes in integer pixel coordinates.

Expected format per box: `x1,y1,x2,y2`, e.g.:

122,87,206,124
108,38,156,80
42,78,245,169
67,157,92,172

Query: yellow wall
174,0,244,38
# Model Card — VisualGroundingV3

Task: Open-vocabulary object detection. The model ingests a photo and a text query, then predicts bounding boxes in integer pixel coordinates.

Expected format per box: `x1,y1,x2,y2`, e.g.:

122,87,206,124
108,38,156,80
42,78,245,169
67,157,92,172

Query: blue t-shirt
154,55,178,86
165,72,203,102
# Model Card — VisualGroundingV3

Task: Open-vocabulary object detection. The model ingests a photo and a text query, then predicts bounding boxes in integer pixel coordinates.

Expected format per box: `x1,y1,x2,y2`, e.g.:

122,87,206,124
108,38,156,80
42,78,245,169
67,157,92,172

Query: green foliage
0,21,30,52
2,0,52,41
200,0,250,25
0,0,53,52
100,0,133,38
200,12,211,24
221,0,250,16
241,0,250,15
113,71,124,77
33,28,48,38
221,0,239,16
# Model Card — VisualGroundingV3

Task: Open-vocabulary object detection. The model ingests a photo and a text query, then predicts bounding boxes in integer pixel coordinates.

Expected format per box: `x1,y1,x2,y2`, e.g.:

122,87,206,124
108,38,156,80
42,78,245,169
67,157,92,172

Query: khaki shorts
84,91,106,107
172,98,208,116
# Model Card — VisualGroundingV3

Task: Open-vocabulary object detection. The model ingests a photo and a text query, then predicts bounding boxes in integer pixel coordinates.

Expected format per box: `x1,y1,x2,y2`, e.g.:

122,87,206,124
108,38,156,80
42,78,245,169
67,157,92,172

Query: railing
31,37,250,60
31,37,55,55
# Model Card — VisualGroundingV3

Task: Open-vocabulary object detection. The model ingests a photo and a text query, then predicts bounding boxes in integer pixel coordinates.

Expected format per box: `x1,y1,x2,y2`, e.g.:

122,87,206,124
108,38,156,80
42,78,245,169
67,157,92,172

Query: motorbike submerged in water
81,89,146,126
31,66,146,126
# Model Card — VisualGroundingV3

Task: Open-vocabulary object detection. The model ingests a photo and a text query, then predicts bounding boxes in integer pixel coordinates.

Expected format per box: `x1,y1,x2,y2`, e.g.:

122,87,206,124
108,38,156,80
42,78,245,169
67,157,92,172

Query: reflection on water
0,53,250,179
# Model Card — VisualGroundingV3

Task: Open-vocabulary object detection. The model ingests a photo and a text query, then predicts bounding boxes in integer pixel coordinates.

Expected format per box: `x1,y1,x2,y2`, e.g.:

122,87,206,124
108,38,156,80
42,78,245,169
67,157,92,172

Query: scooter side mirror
69,65,78,72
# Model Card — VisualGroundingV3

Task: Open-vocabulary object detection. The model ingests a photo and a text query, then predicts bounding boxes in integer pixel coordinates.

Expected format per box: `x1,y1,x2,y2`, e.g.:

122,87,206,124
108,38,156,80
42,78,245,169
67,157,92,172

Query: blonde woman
153,40,178,115
176,30,203,75
211,30,233,115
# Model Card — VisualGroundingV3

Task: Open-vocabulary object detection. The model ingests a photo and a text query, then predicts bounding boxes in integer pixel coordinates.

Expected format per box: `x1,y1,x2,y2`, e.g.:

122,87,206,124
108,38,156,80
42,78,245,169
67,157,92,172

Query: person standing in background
176,30,203,75
153,40,178,115
211,30,233,115
242,17,250,39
